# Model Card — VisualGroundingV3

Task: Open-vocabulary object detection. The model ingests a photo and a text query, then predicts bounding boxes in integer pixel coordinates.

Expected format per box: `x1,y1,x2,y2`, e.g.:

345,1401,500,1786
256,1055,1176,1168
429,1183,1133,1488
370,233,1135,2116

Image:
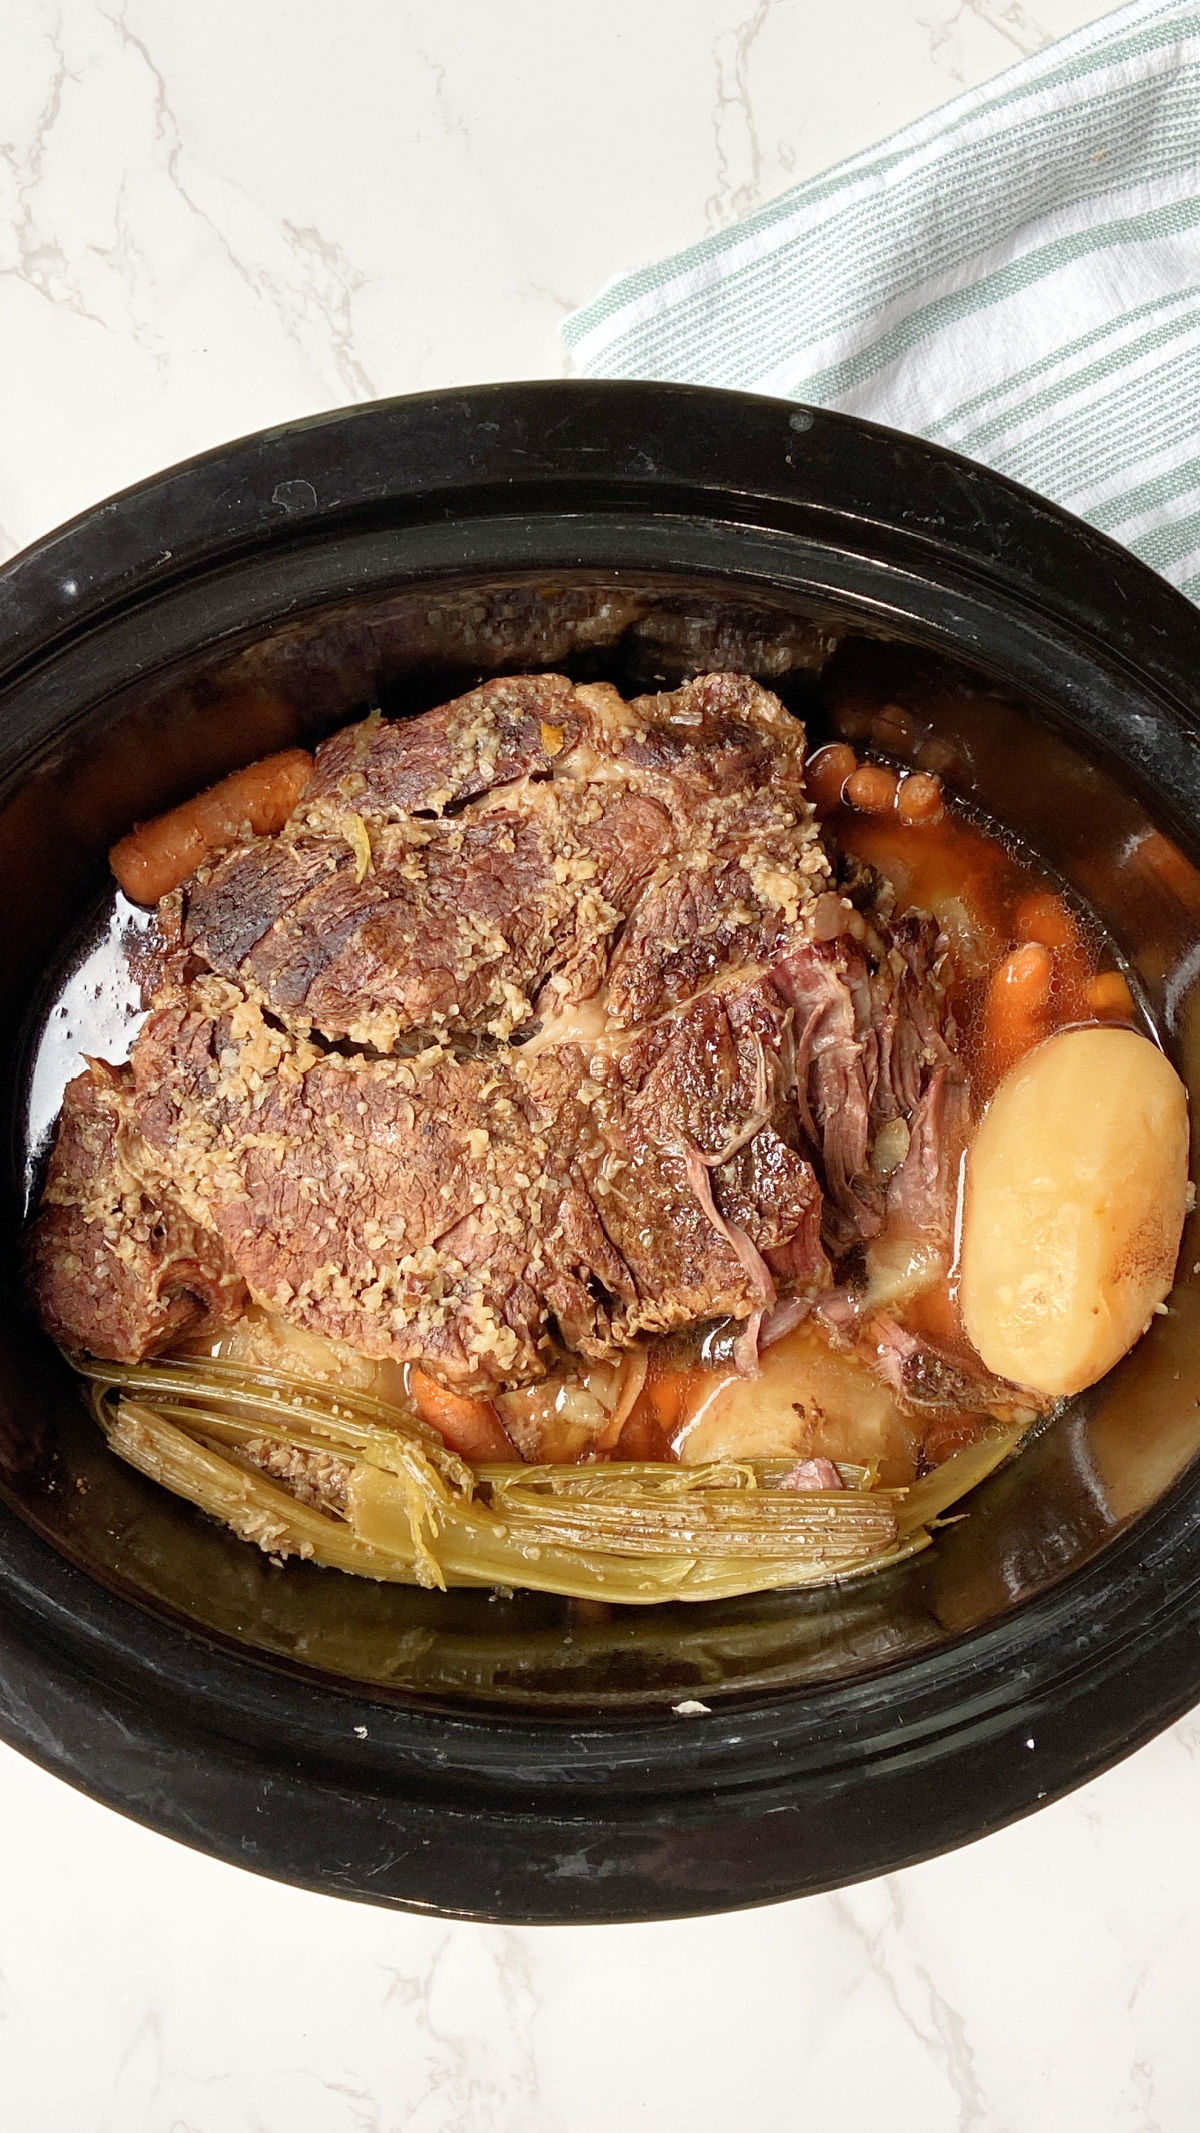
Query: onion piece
759,1296,812,1349
595,1347,649,1452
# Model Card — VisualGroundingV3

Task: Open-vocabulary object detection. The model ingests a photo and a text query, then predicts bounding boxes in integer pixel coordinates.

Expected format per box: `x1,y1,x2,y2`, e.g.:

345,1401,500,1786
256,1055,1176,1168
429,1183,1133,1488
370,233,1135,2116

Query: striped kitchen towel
563,0,1200,599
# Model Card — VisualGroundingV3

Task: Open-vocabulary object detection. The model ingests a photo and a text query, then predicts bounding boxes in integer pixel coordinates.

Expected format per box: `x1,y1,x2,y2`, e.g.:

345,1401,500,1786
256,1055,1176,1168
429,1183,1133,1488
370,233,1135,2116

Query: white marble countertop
5,2,1196,2128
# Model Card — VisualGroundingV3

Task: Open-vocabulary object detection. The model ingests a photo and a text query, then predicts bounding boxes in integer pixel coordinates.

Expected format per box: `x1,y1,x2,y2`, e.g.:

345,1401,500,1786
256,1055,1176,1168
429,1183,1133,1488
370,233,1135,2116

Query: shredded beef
778,912,962,1257
866,1313,1030,1415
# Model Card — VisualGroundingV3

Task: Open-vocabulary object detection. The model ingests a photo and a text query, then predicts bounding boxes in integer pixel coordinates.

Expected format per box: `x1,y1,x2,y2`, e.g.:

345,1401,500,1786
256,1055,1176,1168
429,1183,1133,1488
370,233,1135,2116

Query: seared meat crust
181,672,826,1044
125,970,827,1391
26,1060,246,1362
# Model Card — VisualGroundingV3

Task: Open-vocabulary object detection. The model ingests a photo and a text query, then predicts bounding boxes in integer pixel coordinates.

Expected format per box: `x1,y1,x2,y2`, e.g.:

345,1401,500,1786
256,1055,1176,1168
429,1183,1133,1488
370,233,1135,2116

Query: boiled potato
677,1323,922,1485
960,1026,1189,1397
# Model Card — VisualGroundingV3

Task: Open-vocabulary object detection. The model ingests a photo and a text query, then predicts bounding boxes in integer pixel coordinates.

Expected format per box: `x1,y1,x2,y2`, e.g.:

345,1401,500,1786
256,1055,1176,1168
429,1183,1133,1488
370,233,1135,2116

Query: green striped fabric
563,0,1200,598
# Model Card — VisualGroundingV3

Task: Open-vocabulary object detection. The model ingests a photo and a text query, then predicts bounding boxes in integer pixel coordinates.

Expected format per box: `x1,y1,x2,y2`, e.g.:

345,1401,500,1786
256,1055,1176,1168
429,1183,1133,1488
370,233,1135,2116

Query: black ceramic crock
2,381,1200,1924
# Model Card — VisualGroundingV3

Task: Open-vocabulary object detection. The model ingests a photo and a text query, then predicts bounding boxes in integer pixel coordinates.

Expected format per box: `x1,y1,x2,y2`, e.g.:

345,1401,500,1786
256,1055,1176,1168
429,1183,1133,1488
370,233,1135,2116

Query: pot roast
28,673,964,1393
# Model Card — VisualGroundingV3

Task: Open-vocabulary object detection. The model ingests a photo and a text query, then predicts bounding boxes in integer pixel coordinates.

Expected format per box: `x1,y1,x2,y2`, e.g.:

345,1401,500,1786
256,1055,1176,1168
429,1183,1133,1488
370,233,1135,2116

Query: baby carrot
983,942,1053,1075
407,1367,514,1462
110,747,313,904
871,701,916,753
615,1365,695,1458
845,763,900,815
1139,831,1199,904
896,772,944,825
1086,970,1136,1022
1014,889,1079,952
806,742,857,816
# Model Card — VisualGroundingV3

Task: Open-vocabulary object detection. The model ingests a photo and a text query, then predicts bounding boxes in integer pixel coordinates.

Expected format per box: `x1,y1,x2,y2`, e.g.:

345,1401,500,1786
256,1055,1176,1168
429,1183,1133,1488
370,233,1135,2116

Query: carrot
845,763,900,815
805,742,857,816
871,701,916,753
1014,889,1079,952
407,1366,514,1462
896,772,943,825
644,1367,690,1433
832,700,873,742
1139,830,1199,904
615,1409,666,1461
616,1364,696,1459
916,737,959,779
983,942,1053,1075
110,747,314,905
1086,970,1136,1022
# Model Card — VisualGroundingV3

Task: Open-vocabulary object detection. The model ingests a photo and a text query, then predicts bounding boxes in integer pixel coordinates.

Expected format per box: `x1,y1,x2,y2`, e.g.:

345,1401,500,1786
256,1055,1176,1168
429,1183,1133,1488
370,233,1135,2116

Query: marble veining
0,0,1114,561
2,1,1192,2127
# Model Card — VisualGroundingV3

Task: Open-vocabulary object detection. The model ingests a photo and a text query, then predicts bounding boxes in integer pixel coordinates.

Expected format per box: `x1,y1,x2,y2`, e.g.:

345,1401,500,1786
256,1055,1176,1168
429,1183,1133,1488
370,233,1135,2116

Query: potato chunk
677,1323,922,1485
960,1026,1189,1397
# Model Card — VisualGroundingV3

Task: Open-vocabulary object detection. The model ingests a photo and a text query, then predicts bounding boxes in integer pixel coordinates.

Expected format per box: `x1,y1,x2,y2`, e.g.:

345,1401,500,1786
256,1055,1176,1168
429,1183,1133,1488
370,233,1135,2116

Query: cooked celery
78,1355,938,1603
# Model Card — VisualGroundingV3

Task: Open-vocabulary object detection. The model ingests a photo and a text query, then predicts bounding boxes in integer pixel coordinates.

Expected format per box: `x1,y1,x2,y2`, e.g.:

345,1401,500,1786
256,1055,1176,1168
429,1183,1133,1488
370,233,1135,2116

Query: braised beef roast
28,674,964,1393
